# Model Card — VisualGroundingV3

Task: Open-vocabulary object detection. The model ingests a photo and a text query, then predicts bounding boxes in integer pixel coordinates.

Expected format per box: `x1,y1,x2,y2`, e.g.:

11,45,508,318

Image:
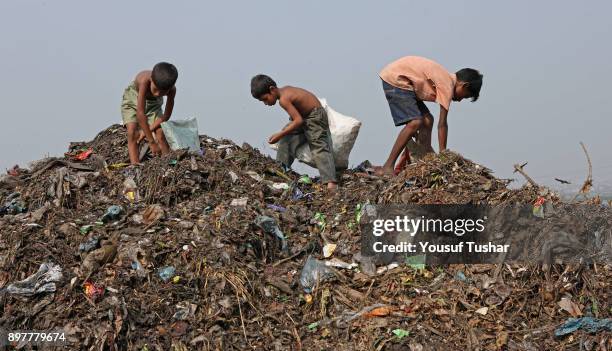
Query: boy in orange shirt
376,56,483,176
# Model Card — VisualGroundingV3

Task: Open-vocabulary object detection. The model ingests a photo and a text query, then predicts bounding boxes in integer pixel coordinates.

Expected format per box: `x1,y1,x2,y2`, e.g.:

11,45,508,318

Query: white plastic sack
272,98,361,170
161,118,201,152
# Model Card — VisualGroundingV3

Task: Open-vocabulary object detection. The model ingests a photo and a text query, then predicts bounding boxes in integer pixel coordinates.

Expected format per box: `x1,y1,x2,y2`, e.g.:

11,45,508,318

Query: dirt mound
0,125,609,350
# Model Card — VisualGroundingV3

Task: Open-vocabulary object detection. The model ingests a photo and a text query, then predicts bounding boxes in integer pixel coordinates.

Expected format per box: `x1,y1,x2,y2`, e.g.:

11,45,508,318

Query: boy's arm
269,98,304,143
151,87,176,131
437,106,449,152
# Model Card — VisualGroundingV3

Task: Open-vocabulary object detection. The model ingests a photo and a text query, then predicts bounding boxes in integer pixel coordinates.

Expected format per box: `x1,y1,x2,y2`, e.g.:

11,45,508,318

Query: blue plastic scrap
254,215,288,251
554,317,612,337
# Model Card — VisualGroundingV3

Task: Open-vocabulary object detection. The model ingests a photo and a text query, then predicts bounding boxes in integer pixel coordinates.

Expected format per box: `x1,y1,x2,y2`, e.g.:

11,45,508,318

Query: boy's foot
373,166,394,177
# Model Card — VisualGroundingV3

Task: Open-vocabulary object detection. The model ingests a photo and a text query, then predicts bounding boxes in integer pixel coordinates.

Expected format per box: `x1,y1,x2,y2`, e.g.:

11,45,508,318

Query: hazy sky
1,0,611,189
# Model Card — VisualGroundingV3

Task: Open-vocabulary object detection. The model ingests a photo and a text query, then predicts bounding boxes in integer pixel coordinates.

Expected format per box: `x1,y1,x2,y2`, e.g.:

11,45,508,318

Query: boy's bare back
278,86,322,117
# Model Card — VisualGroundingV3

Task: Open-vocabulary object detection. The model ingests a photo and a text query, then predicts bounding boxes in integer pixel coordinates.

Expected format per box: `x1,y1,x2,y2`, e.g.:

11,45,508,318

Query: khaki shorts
121,82,163,125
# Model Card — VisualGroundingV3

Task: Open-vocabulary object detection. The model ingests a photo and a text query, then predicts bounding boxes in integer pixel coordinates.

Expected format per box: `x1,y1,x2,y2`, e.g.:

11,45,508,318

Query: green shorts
121,82,163,125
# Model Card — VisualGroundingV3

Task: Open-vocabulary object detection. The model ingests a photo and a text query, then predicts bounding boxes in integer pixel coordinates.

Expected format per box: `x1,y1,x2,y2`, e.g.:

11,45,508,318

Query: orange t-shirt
380,56,457,111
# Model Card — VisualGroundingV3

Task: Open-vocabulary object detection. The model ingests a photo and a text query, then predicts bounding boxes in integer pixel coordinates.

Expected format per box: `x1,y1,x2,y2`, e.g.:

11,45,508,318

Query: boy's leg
155,127,170,155
304,108,337,188
126,123,140,164
379,80,429,176
379,119,422,174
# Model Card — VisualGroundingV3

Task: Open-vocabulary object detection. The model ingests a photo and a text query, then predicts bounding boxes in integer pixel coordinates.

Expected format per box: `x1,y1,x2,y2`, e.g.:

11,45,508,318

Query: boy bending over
121,62,178,164
377,56,483,176
251,75,338,191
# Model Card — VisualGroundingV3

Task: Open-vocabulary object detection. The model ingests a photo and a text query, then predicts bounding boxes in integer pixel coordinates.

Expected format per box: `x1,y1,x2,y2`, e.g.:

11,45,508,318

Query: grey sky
1,0,611,189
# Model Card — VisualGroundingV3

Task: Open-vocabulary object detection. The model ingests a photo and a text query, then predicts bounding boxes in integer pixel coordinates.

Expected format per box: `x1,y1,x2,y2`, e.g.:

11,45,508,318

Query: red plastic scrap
73,148,93,161
534,197,546,206
83,281,104,301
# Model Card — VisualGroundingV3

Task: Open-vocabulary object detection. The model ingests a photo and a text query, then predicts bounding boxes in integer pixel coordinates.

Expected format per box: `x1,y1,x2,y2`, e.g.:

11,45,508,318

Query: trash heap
0,124,610,350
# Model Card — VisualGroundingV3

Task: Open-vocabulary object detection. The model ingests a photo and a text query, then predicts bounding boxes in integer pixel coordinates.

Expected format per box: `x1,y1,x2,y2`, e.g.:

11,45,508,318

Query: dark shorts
382,80,431,126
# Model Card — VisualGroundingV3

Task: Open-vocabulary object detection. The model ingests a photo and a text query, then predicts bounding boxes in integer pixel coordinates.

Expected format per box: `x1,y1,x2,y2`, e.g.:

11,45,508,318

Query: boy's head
151,62,178,96
453,68,483,102
251,74,279,106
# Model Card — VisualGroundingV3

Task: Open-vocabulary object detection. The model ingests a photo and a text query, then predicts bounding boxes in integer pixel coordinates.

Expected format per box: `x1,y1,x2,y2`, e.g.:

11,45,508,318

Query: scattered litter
83,281,104,301
270,182,290,191
475,307,489,315
324,258,358,270
230,197,248,207
78,236,100,253
100,205,124,223
159,266,176,282
266,204,286,212
173,301,197,320
6,262,63,296
298,175,313,184
392,329,410,339
323,243,337,258
254,215,287,251
299,256,336,293
554,317,612,337
376,262,399,274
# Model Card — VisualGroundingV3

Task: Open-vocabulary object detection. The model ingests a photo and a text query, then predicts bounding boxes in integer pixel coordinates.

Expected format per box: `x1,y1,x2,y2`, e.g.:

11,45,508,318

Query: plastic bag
299,255,336,293
6,262,63,296
272,98,361,170
161,118,201,152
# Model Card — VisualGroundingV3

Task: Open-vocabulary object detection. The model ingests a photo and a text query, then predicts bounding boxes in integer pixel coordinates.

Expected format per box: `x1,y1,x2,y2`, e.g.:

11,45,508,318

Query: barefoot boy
250,75,337,190
121,62,178,164
377,56,483,176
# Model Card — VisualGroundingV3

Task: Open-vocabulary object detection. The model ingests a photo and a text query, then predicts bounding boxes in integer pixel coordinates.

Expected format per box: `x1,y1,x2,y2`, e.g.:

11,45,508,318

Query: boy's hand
149,141,162,156
268,133,283,144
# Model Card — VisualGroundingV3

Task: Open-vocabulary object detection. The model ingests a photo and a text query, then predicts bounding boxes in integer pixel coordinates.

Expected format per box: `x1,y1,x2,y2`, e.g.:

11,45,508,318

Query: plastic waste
270,182,290,191
6,262,63,296
123,177,139,202
324,258,358,270
533,197,545,218
83,281,104,301
392,329,410,339
161,118,201,152
100,205,124,223
298,175,313,185
173,301,197,320
80,225,94,235
228,171,239,183
159,266,176,282
73,148,93,161
1,192,27,216
352,160,372,173
266,204,286,212
313,213,326,231
79,236,100,253
454,271,469,282
230,198,248,207
254,215,288,251
323,243,337,258
405,255,426,270
299,255,336,293
554,317,612,337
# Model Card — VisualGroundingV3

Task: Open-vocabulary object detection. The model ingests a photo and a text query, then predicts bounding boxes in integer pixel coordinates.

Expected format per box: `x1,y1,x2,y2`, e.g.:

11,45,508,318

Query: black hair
152,62,178,91
456,68,483,101
251,74,277,98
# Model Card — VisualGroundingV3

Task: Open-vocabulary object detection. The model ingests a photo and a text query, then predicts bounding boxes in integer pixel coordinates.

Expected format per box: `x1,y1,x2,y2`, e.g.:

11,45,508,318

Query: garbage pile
0,124,610,350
